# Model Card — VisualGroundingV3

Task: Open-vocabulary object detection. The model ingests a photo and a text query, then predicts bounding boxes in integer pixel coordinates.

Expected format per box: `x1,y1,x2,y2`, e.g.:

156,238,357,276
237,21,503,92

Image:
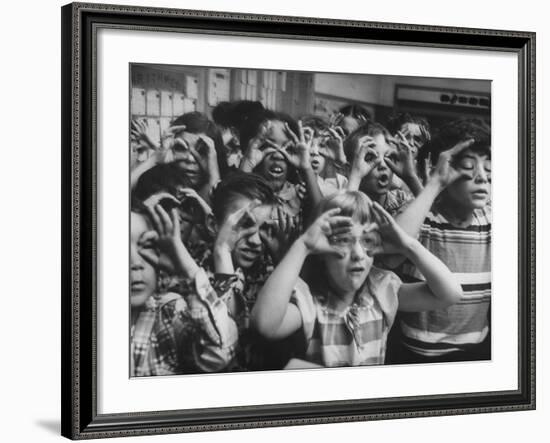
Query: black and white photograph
129,63,492,376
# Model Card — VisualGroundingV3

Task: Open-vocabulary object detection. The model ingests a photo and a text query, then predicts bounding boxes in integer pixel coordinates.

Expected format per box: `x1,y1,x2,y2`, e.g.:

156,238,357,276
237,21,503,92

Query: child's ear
205,213,217,238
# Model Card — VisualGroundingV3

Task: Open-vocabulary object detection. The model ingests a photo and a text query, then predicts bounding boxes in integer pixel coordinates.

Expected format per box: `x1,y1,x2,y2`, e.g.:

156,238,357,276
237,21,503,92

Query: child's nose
350,240,366,260
246,229,262,247
474,163,489,183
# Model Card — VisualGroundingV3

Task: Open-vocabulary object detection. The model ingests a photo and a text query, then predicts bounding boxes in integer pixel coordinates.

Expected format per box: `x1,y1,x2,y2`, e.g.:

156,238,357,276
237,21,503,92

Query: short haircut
386,112,431,141
210,171,277,223
300,115,330,135
132,163,193,203
343,121,393,162
239,109,300,151
316,190,375,225
339,103,372,121
418,118,491,166
170,111,229,177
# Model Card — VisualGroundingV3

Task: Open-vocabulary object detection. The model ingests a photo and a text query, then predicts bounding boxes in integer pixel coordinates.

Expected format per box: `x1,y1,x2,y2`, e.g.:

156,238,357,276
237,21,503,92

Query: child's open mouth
377,173,390,188
268,164,286,178
348,266,366,275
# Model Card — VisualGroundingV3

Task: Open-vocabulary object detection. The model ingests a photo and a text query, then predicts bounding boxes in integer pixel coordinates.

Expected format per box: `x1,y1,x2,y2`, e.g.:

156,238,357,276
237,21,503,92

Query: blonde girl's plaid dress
290,267,402,367
130,269,239,377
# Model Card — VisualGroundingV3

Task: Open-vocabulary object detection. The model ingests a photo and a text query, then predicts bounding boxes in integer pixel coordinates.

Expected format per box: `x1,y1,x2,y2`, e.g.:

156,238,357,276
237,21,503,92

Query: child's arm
251,208,352,340
151,205,238,372
148,204,199,278
370,203,462,311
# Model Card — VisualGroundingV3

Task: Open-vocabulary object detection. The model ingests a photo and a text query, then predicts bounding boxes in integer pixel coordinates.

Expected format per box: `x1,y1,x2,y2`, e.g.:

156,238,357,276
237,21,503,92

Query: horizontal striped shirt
291,267,402,367
399,206,491,357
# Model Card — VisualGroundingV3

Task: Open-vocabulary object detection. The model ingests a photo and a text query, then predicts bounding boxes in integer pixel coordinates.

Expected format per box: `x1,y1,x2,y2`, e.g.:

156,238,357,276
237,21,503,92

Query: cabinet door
183,98,196,113
146,90,160,116
173,92,185,116
186,76,199,100
131,88,146,115
208,69,231,106
160,90,173,117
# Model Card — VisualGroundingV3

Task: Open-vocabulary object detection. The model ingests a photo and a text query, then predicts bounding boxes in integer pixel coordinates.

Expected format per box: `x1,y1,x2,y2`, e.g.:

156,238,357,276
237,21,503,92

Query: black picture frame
61,2,536,439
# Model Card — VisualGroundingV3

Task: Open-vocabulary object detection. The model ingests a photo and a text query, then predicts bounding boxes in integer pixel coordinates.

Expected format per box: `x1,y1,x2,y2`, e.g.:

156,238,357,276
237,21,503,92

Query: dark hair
212,100,265,129
133,163,193,204
170,111,229,177
343,121,393,162
300,115,330,136
339,104,372,121
238,109,300,152
418,118,491,166
386,112,431,140
210,171,277,223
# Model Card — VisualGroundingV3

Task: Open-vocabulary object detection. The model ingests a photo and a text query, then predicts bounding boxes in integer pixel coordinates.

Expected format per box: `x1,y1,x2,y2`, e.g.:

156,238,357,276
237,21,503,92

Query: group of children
129,100,491,376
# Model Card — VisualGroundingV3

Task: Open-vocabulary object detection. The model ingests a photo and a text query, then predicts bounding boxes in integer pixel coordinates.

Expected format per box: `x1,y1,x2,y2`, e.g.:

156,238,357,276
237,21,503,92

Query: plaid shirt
291,267,402,367
131,269,238,377
383,188,413,217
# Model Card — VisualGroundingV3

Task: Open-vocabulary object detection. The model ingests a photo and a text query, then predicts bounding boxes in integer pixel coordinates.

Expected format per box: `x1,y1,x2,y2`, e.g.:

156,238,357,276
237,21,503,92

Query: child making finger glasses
251,190,462,368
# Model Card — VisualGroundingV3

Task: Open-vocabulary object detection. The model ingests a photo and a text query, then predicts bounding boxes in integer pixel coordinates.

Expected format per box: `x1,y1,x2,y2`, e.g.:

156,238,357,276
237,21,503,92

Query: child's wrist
402,238,423,259
295,236,313,257
426,176,445,192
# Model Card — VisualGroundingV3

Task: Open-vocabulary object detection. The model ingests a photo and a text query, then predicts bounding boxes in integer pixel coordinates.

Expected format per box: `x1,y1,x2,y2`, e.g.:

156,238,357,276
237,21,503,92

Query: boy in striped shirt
390,118,491,363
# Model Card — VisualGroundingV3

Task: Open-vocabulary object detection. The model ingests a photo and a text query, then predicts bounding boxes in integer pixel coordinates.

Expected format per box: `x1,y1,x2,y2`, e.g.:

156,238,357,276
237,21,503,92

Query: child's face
256,120,291,187
359,133,397,197
130,212,157,309
323,221,376,295
399,122,426,157
172,131,208,187
221,196,273,270
445,148,491,211
309,135,327,174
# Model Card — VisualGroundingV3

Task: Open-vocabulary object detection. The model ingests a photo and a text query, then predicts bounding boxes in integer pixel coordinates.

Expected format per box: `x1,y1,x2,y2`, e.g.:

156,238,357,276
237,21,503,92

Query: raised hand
160,125,188,150
385,131,418,180
214,201,261,252
430,139,475,188
320,127,347,164
299,208,353,256
279,120,312,171
176,188,212,217
131,119,160,151
141,202,186,274
369,201,414,256
259,207,298,262
240,121,279,171
351,135,379,178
